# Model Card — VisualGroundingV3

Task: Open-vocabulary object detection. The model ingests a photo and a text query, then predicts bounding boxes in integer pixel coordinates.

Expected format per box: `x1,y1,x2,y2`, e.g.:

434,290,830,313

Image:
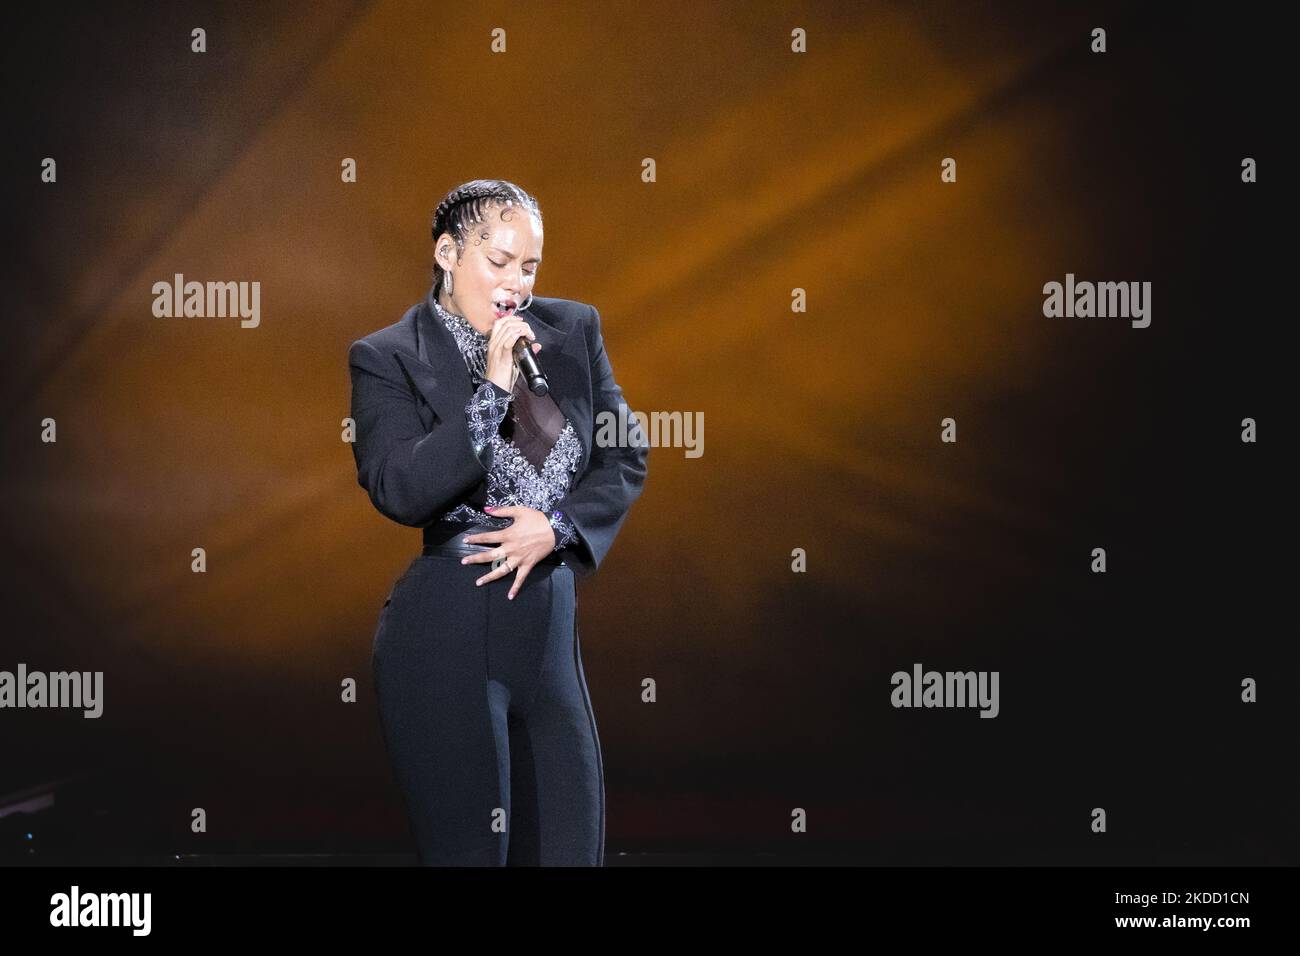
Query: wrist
547,509,577,551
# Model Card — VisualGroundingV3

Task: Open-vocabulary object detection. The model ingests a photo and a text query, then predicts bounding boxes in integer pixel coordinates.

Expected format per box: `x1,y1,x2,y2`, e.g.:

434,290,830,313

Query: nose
502,264,524,295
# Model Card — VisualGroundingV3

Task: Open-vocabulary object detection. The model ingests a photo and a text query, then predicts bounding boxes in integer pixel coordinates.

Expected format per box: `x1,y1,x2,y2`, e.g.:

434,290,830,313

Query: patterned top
431,297,582,552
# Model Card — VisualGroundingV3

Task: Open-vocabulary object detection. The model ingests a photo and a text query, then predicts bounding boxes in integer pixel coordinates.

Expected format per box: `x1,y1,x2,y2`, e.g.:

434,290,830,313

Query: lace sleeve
548,509,578,551
464,380,513,448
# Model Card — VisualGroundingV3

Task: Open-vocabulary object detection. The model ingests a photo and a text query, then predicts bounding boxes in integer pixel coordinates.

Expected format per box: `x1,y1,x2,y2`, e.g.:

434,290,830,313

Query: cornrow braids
430,179,543,291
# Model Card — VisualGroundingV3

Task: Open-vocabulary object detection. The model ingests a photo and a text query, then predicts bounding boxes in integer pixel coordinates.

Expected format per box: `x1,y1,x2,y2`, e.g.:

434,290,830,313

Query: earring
444,270,454,295
517,292,533,311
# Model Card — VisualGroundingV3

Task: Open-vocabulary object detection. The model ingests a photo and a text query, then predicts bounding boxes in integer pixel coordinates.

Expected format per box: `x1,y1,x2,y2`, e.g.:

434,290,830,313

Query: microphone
512,335,549,396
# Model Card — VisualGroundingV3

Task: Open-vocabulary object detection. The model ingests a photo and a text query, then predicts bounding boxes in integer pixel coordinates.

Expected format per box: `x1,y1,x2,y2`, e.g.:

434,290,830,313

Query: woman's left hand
461,506,557,599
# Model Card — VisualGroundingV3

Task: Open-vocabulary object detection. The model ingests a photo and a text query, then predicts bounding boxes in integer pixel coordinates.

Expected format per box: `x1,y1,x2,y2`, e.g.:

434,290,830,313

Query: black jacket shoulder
351,294,595,358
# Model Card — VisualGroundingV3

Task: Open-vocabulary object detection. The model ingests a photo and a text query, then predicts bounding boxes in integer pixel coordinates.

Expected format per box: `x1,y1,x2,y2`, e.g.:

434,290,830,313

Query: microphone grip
512,336,550,396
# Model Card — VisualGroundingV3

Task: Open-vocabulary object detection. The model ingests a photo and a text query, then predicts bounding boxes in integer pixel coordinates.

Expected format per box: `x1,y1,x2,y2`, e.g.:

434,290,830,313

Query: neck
437,288,493,336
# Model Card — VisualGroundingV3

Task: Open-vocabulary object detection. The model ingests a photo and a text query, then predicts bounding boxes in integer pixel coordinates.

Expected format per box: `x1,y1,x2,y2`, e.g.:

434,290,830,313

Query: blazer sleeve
553,305,650,577
348,338,491,527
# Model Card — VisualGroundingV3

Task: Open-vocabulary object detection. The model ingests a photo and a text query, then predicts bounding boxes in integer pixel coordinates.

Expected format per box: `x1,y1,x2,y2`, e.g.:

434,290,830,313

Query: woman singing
347,179,649,865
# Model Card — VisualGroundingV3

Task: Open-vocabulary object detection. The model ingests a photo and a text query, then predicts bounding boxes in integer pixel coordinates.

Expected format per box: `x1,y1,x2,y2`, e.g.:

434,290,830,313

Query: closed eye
490,258,536,276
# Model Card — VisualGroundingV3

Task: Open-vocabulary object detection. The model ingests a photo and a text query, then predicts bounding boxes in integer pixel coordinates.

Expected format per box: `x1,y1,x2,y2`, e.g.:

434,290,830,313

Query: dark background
1,1,1293,864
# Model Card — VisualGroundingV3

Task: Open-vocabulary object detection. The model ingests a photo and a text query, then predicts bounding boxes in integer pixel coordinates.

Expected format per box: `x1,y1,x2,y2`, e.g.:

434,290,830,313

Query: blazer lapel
389,290,473,421
518,301,590,467
396,288,593,468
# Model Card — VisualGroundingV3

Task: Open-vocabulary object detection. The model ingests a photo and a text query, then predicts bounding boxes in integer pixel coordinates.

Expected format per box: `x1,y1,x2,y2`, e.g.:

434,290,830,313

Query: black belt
421,520,567,567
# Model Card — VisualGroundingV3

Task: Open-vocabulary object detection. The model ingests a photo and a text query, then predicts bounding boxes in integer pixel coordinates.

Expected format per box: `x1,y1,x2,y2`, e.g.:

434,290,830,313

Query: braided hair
430,179,543,292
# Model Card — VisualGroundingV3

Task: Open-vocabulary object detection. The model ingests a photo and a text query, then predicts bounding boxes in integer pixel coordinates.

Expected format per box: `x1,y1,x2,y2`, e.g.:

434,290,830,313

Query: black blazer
348,287,649,578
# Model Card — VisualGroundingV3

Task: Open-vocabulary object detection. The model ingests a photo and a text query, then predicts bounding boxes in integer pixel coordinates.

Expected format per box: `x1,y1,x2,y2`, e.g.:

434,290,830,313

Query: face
436,202,543,332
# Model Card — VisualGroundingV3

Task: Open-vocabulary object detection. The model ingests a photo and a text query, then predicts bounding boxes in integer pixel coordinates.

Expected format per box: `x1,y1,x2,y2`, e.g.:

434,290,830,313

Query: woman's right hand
485,316,542,392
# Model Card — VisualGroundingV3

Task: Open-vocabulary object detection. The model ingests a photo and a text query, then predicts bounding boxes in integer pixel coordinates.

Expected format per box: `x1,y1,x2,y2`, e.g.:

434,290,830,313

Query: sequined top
431,298,582,551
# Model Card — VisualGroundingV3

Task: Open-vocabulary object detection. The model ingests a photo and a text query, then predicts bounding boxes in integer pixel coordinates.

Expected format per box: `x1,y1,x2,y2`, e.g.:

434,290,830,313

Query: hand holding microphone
485,314,549,396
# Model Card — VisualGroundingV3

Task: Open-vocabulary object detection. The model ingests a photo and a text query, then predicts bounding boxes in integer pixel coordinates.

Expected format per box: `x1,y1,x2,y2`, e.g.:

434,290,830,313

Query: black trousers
371,552,605,866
